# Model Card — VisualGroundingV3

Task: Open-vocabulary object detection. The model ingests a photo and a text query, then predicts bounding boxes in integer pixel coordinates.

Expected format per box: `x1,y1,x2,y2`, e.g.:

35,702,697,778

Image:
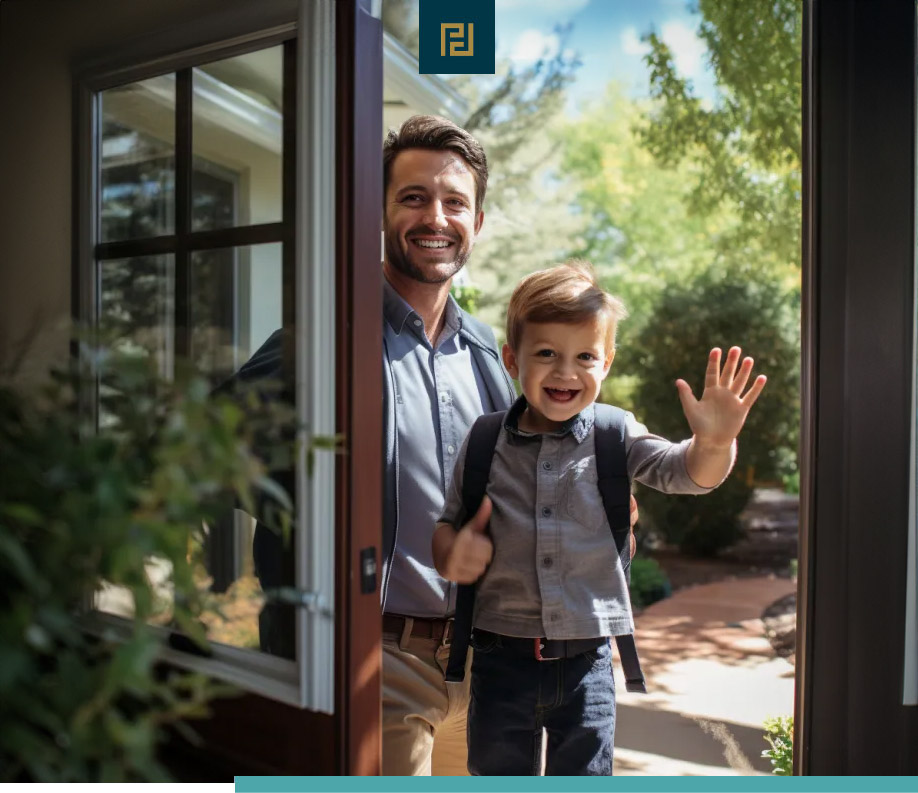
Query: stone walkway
612,575,797,776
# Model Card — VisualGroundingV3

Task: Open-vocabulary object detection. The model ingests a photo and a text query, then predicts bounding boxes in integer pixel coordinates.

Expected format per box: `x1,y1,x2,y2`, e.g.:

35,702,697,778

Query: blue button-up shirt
382,280,496,618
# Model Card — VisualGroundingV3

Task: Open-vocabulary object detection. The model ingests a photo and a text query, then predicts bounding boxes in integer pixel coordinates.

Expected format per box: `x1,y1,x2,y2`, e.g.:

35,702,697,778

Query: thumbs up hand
436,496,494,584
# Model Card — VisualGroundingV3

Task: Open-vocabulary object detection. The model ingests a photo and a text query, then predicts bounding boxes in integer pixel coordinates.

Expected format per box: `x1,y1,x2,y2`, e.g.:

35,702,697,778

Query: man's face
502,319,615,432
384,148,484,284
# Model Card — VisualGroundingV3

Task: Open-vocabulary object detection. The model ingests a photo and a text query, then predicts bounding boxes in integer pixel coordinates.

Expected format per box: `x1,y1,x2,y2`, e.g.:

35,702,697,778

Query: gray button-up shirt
383,281,495,618
440,398,734,639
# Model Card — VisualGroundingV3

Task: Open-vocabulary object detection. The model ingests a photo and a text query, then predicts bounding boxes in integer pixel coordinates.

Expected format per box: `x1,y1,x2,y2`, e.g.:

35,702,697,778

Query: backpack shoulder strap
593,403,647,693
445,411,505,683
593,403,632,570
460,411,505,518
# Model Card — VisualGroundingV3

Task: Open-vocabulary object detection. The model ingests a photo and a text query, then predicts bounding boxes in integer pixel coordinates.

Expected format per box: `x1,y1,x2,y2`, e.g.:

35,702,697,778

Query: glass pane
192,46,284,231
191,242,292,657
100,77,176,242
96,243,293,658
98,254,174,380
190,243,284,387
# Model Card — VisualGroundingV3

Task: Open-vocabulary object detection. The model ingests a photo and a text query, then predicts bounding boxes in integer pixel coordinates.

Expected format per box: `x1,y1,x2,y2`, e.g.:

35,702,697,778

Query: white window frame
75,1,336,713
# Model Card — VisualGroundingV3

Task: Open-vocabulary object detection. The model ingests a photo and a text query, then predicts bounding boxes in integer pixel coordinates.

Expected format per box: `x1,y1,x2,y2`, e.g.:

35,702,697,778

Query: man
379,115,516,775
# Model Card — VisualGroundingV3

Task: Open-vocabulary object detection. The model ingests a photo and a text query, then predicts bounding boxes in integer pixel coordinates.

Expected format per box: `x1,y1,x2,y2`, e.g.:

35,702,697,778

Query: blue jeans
467,631,616,776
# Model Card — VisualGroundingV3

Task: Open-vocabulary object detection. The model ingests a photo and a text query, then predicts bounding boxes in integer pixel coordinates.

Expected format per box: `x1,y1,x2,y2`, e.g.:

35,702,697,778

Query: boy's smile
502,319,615,433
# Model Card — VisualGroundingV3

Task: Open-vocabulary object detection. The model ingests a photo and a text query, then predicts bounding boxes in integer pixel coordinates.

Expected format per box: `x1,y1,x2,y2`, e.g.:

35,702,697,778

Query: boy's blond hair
505,261,627,352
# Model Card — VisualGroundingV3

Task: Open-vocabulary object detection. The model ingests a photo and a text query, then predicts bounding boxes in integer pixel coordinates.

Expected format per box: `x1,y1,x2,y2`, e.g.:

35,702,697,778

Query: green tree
621,268,798,555
639,0,802,275
447,39,587,332
557,86,737,336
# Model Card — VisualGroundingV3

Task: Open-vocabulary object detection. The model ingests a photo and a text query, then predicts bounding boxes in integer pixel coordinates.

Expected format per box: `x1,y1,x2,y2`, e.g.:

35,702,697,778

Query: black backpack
444,403,647,693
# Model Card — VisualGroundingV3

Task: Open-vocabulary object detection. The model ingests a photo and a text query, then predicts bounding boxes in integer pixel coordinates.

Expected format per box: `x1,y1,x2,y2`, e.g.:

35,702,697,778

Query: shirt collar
382,278,462,343
503,395,594,443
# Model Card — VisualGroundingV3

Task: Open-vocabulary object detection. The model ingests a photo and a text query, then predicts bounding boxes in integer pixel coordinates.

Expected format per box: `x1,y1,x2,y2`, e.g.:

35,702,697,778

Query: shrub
762,715,794,775
0,349,291,782
634,474,753,557
617,267,798,556
629,557,671,609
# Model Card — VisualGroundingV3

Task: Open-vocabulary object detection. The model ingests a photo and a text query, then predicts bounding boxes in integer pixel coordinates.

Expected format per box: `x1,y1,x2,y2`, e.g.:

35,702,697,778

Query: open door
72,0,384,776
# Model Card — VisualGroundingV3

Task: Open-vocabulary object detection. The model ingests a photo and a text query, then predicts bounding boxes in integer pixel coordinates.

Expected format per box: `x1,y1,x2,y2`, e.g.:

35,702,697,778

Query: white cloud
620,26,650,58
510,29,561,64
497,0,589,13
660,20,707,79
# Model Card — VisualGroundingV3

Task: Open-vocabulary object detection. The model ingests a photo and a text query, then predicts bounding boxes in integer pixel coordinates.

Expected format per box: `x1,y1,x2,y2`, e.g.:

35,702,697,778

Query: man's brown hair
506,261,628,353
383,115,489,214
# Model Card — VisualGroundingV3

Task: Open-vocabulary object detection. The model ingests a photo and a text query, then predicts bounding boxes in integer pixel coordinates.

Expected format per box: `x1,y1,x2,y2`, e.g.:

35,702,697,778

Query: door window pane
190,243,284,386
192,46,283,231
100,77,176,242
99,254,174,379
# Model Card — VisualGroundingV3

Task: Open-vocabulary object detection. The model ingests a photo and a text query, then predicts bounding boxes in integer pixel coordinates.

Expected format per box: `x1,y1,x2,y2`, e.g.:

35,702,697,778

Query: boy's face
502,319,615,433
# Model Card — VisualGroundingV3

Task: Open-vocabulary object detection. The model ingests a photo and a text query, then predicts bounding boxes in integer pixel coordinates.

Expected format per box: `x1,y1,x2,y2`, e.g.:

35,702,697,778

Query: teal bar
236,776,918,793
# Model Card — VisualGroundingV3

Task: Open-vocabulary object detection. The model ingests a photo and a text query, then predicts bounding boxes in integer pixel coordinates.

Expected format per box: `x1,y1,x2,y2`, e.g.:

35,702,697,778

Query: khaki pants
382,622,472,776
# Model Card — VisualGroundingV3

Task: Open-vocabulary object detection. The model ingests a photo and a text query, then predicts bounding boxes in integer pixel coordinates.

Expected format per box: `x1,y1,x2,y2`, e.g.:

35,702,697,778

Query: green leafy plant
762,715,794,775
629,557,671,609
0,348,292,782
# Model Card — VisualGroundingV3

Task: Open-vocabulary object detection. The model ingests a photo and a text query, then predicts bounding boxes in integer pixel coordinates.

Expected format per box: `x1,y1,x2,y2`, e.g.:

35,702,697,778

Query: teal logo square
419,0,495,75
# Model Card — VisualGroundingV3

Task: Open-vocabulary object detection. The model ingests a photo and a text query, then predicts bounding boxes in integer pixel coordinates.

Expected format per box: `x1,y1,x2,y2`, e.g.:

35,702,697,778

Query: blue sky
493,0,716,113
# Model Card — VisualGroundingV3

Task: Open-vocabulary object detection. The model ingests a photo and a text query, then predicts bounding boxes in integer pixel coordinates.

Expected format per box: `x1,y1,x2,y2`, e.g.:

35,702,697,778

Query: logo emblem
441,23,474,57
420,0,494,75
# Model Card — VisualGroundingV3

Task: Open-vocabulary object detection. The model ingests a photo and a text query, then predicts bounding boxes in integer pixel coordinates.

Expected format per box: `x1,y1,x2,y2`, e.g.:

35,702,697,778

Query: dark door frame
334,0,384,776
798,0,918,773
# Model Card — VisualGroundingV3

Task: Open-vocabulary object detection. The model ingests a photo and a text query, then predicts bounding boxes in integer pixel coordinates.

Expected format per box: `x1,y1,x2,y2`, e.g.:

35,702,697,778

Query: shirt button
549,612,559,622
541,507,552,518
447,444,455,455
440,393,449,403
413,319,422,327
542,461,552,471
542,556,553,568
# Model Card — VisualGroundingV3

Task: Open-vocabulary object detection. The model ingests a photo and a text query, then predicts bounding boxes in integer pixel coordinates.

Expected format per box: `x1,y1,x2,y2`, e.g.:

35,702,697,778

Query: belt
382,613,454,645
475,629,607,661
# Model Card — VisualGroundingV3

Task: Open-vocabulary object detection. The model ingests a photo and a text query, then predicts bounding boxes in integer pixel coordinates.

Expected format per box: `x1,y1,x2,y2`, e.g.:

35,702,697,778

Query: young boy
431,261,766,776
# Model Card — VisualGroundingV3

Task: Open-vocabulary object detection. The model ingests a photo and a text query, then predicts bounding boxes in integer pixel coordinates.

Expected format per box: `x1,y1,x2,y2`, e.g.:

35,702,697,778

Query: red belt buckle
534,638,545,661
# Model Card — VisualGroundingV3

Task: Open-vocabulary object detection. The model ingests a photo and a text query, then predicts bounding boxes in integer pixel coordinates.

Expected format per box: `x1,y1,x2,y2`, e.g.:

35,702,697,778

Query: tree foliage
557,86,732,341
639,0,802,272
447,39,586,331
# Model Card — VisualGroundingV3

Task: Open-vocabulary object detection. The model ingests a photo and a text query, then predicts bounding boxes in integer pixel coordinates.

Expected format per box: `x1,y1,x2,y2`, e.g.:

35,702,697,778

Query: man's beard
384,228,470,284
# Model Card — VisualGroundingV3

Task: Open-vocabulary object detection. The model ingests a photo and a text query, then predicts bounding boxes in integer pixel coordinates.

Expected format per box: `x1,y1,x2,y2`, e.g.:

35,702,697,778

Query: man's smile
410,236,456,250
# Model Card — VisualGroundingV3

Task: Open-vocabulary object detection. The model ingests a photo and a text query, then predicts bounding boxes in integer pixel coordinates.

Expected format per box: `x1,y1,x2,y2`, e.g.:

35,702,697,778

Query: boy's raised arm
679,346,767,489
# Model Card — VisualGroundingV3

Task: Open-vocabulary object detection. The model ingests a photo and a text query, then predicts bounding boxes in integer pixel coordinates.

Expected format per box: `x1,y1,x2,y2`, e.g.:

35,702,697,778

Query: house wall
0,0,294,384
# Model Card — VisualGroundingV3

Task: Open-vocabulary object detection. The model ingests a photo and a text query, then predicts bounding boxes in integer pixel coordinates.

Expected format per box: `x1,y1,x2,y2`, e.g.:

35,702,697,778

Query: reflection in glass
192,241,291,657
94,243,292,658
190,243,283,386
100,77,176,242
99,255,174,379
192,46,284,231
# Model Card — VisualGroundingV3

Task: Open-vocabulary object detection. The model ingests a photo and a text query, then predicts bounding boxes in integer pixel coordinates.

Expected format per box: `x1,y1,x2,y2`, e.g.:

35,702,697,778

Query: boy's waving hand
677,346,767,488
